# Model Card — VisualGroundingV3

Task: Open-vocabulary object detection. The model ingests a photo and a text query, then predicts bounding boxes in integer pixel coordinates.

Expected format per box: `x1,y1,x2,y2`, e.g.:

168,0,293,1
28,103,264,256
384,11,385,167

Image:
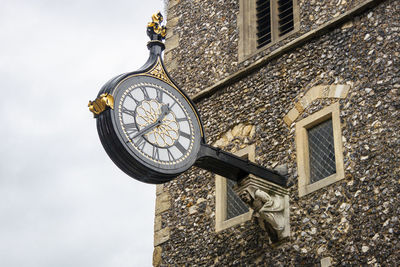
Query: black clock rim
97,109,178,184
97,55,206,143
94,55,205,184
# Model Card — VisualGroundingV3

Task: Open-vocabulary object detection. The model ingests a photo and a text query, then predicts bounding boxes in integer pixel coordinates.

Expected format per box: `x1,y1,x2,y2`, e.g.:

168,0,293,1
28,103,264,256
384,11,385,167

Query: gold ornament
88,93,114,116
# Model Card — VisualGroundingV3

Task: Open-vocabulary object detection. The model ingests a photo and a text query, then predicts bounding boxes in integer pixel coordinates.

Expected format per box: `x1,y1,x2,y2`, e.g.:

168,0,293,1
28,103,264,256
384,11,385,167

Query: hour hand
131,121,158,139
131,104,170,139
159,103,170,121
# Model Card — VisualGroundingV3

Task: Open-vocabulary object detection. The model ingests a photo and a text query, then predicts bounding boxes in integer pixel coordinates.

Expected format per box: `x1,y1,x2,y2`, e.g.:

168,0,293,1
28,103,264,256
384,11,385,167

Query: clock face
109,75,202,175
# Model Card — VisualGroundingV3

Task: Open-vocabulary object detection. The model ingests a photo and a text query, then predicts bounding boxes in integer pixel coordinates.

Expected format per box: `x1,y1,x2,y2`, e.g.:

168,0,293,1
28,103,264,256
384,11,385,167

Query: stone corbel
234,174,290,243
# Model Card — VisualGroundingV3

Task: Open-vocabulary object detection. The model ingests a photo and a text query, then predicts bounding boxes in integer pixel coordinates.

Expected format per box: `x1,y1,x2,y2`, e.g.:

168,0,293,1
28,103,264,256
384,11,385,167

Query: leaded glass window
307,119,336,183
226,179,249,220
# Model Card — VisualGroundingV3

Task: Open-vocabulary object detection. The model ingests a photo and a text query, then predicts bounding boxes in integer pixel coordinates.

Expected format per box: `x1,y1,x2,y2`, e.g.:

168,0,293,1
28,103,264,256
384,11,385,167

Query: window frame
238,0,300,61
295,102,345,197
215,145,254,232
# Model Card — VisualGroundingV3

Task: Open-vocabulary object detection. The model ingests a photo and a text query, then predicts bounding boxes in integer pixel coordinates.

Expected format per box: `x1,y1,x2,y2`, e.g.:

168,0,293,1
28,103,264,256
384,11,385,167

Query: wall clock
89,12,286,187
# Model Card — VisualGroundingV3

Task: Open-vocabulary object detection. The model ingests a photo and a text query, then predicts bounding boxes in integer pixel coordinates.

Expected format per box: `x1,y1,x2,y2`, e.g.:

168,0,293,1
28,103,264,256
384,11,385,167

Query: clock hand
131,121,160,139
158,103,170,121
131,103,171,139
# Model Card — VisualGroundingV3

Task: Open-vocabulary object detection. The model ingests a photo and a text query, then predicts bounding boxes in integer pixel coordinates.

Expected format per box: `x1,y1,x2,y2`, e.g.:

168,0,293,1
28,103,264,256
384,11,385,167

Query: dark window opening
278,0,294,36
256,0,295,49
226,178,249,220
256,0,272,48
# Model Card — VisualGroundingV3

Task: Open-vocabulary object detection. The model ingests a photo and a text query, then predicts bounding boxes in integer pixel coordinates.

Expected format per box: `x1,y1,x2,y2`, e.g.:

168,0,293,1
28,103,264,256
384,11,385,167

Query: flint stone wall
154,0,400,265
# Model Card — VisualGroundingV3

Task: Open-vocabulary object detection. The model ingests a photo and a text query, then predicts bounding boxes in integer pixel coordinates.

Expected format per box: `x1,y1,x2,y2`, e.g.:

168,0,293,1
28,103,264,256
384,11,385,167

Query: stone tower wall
154,0,400,265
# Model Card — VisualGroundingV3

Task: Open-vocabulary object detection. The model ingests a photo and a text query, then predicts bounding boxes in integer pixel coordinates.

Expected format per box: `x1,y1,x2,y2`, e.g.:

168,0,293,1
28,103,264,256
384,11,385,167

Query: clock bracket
195,143,286,186
90,12,290,242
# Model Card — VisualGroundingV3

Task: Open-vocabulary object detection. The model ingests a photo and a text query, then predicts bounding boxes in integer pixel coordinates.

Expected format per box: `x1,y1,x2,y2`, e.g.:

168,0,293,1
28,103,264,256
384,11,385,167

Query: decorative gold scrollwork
147,12,167,38
147,61,169,83
88,93,114,116
135,99,180,147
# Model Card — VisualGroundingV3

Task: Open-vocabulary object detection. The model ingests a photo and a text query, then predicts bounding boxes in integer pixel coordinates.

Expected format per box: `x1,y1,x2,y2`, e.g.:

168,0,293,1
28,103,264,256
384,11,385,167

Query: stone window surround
283,84,351,127
215,145,255,232
238,0,300,62
295,102,345,197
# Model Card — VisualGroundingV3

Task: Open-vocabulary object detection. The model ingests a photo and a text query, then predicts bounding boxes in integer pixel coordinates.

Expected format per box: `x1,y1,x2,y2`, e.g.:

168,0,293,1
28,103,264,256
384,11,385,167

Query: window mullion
271,0,279,42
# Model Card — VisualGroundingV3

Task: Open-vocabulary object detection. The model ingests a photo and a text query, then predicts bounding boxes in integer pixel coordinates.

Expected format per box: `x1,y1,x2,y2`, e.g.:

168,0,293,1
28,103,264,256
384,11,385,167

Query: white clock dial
114,80,199,170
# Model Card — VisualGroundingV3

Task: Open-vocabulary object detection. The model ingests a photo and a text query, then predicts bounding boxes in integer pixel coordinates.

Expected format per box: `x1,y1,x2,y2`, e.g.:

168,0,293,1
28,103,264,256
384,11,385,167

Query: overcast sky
0,0,165,266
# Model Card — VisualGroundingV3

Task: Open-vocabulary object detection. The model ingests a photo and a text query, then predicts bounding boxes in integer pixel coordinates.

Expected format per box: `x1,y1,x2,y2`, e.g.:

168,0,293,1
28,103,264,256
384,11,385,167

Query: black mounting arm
195,143,287,187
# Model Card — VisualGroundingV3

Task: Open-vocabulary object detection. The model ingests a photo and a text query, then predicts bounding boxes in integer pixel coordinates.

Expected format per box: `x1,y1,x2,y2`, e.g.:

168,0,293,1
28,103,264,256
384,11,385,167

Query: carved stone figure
239,185,286,242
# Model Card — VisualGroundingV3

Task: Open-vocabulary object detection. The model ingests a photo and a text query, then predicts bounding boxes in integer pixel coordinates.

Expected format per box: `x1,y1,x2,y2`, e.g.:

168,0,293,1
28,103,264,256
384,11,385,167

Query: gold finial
147,12,167,38
88,93,114,117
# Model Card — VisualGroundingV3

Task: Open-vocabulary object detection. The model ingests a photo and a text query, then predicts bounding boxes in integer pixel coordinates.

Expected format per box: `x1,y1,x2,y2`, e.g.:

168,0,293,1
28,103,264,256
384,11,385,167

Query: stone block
155,192,170,215
249,125,256,138
274,164,288,176
152,246,162,267
154,215,162,232
166,16,179,29
283,115,292,127
156,184,164,196
320,85,331,98
168,0,180,9
287,108,300,124
320,257,333,267
154,227,170,246
164,51,173,64
242,125,253,136
165,34,180,53
165,28,175,40
306,85,325,100
336,84,350,98
299,94,312,109
294,101,305,113
231,124,244,137
165,59,178,72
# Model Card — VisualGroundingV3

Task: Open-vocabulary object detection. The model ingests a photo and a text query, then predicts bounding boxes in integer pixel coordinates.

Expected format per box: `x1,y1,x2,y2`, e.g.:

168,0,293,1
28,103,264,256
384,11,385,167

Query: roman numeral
167,148,175,161
135,137,145,151
122,107,135,117
169,102,176,109
124,123,138,135
179,131,191,139
126,93,140,105
139,86,150,100
176,117,188,122
175,141,187,154
152,146,160,160
156,89,163,102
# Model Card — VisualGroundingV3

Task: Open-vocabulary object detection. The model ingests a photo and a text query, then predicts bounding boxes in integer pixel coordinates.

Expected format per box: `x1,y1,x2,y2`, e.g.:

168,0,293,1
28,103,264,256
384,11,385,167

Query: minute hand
131,104,170,139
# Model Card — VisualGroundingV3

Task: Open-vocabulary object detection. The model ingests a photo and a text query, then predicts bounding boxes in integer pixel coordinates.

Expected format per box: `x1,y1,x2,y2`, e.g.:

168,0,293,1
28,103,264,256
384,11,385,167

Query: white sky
0,0,165,266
